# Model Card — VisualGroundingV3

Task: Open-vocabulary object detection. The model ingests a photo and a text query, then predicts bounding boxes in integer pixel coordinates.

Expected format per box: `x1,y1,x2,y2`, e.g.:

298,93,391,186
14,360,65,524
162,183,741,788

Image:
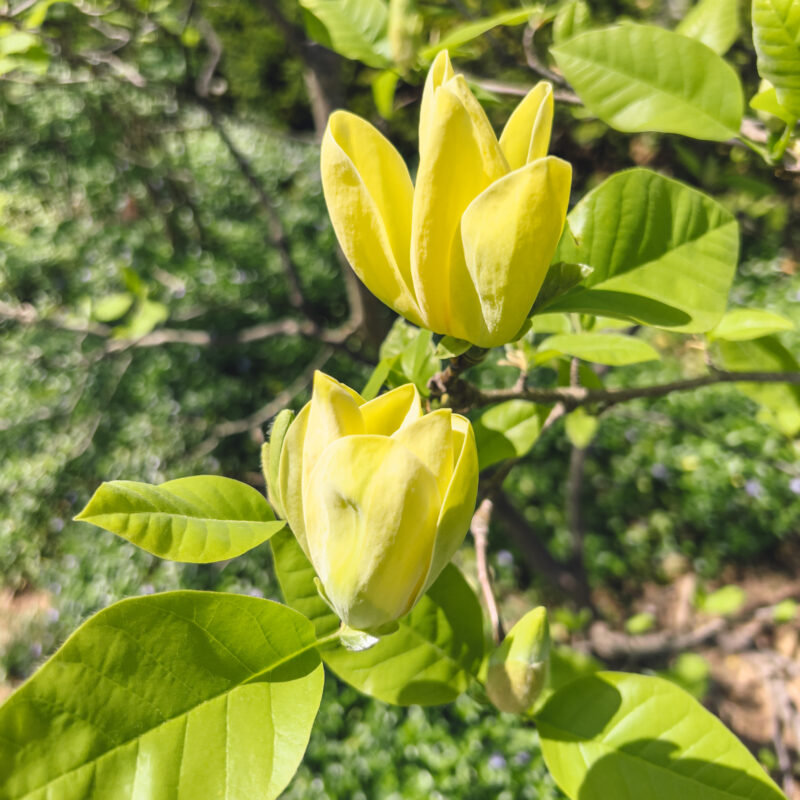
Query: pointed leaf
547,169,739,332
551,24,744,140
473,400,546,470
709,308,794,341
540,333,660,366
676,0,740,55
0,592,324,800
537,671,785,800
752,0,800,118
75,475,285,562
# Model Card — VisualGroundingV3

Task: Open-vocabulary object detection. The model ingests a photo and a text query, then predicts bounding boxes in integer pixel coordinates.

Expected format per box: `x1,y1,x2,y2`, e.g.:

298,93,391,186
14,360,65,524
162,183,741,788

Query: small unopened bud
486,606,550,714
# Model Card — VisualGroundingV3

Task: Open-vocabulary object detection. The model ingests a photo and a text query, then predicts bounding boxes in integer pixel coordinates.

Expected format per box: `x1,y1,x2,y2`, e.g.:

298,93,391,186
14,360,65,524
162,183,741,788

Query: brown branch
478,370,800,411
471,498,504,644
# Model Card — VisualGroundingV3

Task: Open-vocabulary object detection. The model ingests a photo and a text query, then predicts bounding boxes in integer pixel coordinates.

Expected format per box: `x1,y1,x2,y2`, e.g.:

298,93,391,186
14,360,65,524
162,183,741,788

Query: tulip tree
1,2,799,800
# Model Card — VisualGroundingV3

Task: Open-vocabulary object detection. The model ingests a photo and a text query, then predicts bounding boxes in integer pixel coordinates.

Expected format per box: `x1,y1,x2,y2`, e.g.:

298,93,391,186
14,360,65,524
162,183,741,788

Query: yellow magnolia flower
269,371,478,633
321,50,572,349
486,606,550,714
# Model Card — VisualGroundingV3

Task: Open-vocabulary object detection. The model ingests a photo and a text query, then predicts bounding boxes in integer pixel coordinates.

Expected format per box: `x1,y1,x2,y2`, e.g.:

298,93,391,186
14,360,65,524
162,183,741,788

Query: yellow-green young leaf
372,69,399,118
750,84,797,125
697,584,746,615
271,529,484,705
548,169,739,332
473,400,546,470
300,0,390,68
676,0,740,55
552,0,592,45
91,292,134,322
715,335,800,436
773,598,798,622
551,24,744,140
565,407,598,449
528,312,572,334
752,0,800,118
0,592,324,800
75,475,285,562
531,261,593,314
537,672,786,800
434,336,472,359
540,333,660,366
709,308,794,341
625,611,655,635
660,653,711,700
112,298,168,339
420,6,543,60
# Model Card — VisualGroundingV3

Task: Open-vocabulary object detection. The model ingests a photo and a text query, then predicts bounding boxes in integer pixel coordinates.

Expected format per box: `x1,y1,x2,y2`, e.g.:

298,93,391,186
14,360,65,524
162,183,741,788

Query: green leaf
773,598,798,623
715,335,800,436
0,592,324,800
112,298,168,339
361,354,401,400
660,653,711,700
434,336,472,359
551,24,744,140
380,319,439,395
552,0,592,45
75,475,285,562
372,69,399,118
528,312,572,334
532,261,593,314
709,308,794,341
473,400,546,470
92,292,134,322
420,6,543,61
750,84,797,125
300,0,390,68
624,611,655,635
539,333,660,366
537,671,786,800
696,584,746,616
547,169,739,332
565,407,599,449
676,0,740,55
752,0,800,118
271,529,484,705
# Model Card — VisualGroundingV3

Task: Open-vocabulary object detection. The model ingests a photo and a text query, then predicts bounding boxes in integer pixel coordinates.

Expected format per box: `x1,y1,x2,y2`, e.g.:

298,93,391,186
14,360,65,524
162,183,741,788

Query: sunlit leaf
539,333,660,366
752,0,800,118
676,0,740,55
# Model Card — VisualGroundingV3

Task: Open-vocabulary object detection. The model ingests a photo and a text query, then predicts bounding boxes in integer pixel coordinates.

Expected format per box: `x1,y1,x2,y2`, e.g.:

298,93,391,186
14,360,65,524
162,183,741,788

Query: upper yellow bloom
269,371,478,633
321,50,572,349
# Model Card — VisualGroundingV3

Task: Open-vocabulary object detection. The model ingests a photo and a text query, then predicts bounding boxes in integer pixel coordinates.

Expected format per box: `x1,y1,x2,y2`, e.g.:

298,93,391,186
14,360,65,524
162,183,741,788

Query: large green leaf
300,0,390,68
0,592,324,800
75,475,285,562
539,333,660,366
546,169,739,333
537,671,786,800
551,24,744,140
676,0,740,55
752,0,800,118
271,529,484,705
715,335,800,436
473,399,547,470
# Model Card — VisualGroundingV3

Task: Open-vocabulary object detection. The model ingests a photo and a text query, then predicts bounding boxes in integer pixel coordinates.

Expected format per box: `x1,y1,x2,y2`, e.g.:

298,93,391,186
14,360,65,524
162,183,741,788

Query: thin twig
471,499,504,644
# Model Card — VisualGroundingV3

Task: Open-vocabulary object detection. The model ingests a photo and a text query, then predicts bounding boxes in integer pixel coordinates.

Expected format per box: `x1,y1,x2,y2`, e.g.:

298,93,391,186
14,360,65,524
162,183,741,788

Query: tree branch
471,498,504,644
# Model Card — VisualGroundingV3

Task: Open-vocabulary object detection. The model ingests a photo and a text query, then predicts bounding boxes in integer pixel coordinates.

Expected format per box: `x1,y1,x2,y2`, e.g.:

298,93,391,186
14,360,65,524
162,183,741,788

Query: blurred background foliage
0,0,798,796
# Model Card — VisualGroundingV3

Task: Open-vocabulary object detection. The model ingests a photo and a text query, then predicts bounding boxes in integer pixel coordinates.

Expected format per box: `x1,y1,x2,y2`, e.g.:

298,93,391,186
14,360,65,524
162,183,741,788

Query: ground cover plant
1,0,800,798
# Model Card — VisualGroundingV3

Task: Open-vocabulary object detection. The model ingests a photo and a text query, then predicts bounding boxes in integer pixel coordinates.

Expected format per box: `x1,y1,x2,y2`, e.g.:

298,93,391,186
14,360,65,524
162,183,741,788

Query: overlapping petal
305,435,440,631
361,383,422,435
500,81,554,169
461,156,572,347
321,111,423,326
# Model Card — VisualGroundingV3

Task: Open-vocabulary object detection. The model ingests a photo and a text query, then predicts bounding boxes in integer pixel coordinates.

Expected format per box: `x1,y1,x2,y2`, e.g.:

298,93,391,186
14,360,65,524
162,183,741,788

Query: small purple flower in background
651,463,668,480
49,518,64,533
745,479,762,499
46,608,60,624
496,550,514,569
30,642,42,659
789,477,800,495
140,584,155,595
488,753,507,770
247,587,264,598
513,751,531,766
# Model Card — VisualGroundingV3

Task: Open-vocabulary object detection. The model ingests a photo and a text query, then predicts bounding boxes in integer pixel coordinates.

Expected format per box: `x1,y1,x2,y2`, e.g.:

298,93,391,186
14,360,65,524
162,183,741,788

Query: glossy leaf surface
75,475,285,562
0,592,324,800
752,0,800,117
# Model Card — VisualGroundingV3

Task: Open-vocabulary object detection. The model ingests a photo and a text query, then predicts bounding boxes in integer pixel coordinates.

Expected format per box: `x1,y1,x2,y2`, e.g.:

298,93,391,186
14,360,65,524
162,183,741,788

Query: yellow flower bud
269,371,479,634
321,50,572,349
486,606,550,714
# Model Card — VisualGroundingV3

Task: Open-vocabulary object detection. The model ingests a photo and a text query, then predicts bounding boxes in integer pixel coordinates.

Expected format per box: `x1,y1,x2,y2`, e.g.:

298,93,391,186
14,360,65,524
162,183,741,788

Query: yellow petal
321,111,423,326
499,82,554,170
411,74,509,334
392,408,454,498
361,383,423,436
305,435,440,631
420,413,478,596
277,403,311,555
419,49,455,147
460,156,572,348
303,371,365,492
